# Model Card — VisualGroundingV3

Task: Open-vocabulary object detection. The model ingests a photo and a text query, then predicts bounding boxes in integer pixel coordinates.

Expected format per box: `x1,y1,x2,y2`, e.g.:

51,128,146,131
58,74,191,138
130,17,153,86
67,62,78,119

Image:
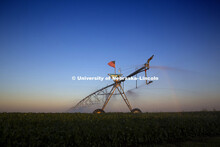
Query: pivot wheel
93,109,105,114
131,108,142,113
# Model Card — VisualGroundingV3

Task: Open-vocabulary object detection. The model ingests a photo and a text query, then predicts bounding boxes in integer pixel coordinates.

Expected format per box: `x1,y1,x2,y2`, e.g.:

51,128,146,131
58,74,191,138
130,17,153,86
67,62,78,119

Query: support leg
117,84,133,111
102,85,117,110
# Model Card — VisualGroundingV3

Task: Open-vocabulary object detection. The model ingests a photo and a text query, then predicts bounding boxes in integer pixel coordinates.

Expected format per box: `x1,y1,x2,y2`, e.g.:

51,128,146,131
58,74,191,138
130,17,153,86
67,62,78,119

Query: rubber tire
93,109,105,114
131,108,142,113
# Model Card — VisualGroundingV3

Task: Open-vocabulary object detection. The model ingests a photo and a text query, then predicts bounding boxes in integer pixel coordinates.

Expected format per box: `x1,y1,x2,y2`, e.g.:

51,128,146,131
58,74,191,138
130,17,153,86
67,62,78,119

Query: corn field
0,112,219,146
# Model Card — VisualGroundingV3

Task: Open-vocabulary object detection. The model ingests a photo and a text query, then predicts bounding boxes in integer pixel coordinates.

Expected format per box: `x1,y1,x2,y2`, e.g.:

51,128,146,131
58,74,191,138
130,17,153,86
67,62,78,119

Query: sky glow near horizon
0,0,220,112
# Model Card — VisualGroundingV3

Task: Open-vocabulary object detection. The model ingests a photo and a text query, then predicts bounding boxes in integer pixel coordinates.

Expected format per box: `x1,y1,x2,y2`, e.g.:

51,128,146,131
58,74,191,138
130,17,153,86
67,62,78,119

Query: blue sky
0,0,220,112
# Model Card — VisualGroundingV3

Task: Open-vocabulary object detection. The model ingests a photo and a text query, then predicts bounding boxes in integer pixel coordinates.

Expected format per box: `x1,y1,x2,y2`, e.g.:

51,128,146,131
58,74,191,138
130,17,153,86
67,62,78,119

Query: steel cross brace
101,82,133,111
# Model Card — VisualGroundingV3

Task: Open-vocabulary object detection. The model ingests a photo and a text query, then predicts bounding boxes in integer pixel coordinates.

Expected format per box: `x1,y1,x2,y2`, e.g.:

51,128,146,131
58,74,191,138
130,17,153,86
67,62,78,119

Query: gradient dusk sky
0,0,220,112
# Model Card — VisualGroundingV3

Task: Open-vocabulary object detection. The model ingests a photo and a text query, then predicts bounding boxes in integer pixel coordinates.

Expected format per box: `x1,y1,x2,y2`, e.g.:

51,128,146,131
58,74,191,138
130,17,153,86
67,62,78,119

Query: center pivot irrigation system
68,55,154,113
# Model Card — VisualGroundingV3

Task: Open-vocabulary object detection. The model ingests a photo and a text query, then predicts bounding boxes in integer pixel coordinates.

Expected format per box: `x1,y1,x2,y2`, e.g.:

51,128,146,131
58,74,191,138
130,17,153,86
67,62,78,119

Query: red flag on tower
108,61,115,68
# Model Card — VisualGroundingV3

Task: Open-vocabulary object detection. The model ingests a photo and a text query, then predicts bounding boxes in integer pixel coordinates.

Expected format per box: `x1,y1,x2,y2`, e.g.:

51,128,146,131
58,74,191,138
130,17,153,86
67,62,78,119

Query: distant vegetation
0,112,219,146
